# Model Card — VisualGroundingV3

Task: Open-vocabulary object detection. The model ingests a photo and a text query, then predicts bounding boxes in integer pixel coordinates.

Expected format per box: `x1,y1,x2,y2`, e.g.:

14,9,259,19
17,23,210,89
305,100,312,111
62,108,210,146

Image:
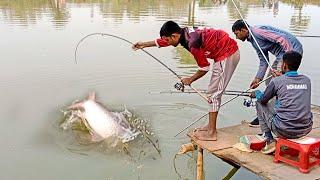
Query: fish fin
87,92,96,101
68,102,84,109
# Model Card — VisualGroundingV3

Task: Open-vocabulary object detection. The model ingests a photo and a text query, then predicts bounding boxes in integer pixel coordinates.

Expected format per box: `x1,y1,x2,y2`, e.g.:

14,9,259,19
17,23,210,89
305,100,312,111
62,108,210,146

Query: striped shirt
248,25,303,79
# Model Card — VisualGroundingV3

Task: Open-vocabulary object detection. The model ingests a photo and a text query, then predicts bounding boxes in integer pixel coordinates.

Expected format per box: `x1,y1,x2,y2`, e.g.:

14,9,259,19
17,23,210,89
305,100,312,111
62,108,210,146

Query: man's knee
255,101,264,111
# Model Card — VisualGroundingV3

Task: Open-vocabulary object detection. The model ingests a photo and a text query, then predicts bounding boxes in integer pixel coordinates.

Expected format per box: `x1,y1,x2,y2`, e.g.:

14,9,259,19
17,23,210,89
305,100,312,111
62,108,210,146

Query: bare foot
193,130,217,141
193,125,210,132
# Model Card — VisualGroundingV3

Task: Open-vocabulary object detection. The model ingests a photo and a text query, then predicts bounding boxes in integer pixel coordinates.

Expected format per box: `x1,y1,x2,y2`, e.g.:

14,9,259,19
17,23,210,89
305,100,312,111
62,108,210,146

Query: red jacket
155,27,238,71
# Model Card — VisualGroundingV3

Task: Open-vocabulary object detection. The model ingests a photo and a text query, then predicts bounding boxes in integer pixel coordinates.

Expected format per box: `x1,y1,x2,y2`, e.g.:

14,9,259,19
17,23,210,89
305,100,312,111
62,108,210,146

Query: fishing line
74,33,211,103
174,0,287,137
173,152,197,180
230,0,274,70
174,75,272,137
75,33,180,77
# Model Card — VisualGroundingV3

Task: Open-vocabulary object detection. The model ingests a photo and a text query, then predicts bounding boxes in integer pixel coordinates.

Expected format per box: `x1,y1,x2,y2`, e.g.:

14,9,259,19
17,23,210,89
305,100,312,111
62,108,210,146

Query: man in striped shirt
232,20,303,127
133,21,240,141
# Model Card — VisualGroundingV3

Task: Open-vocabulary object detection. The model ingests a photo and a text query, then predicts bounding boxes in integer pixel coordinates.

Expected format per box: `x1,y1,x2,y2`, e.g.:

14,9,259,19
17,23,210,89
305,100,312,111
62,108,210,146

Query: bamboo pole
197,147,204,180
178,143,196,155
222,167,240,180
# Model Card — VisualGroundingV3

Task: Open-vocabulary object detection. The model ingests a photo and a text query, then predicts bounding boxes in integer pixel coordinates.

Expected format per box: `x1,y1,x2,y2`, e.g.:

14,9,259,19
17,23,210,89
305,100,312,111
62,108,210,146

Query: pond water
0,0,319,179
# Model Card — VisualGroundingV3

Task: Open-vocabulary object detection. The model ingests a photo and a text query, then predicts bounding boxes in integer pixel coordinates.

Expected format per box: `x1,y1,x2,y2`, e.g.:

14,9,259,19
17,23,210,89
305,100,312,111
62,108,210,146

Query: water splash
59,107,160,158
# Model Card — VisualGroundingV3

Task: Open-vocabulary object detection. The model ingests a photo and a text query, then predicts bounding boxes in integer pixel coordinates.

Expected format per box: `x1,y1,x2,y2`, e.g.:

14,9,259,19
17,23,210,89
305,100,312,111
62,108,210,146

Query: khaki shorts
207,50,240,112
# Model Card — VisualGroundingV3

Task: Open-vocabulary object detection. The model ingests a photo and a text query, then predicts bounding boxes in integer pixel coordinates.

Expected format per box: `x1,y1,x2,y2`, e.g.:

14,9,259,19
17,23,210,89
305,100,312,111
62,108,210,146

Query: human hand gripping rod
174,75,272,137
140,51,212,104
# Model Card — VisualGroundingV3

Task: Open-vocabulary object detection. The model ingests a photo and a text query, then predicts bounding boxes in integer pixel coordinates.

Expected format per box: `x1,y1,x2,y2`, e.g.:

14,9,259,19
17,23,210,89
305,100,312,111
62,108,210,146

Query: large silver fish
60,92,140,143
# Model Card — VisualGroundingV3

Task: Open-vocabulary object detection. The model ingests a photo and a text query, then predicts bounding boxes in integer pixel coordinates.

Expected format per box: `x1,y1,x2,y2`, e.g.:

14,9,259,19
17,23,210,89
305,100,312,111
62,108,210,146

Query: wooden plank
188,122,261,151
214,148,282,179
188,106,320,152
202,127,320,179
188,106,320,179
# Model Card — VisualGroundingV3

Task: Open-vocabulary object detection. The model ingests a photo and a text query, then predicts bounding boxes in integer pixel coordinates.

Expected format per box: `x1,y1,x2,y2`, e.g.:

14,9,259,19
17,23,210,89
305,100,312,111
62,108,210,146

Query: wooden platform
187,106,320,180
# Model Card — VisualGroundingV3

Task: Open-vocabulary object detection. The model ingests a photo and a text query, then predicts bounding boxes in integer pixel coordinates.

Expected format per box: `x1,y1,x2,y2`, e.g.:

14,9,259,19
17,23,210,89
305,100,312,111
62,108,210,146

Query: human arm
132,41,157,50
181,47,209,85
181,70,208,85
250,77,262,89
248,46,269,89
255,49,269,81
270,58,283,77
258,80,277,105
132,38,171,50
251,26,293,78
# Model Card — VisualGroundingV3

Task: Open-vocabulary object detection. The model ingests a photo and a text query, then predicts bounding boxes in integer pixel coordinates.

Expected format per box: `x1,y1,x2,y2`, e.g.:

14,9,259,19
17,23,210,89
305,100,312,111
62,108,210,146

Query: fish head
87,92,96,101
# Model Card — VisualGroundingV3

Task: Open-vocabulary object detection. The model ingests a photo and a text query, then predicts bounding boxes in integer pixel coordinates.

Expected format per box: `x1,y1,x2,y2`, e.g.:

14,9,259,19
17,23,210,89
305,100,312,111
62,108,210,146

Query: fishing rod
174,0,284,137
174,75,272,137
230,0,274,71
74,33,211,104
150,90,251,97
151,89,250,94
296,35,320,38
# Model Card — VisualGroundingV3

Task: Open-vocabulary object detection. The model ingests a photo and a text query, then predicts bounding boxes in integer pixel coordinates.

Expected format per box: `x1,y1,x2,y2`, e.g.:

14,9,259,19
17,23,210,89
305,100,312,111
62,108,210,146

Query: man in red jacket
132,21,240,141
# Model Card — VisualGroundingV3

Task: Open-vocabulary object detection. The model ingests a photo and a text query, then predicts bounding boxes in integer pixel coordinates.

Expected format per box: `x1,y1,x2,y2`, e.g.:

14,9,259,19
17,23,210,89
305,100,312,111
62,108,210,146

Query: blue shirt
247,25,303,79
255,71,313,138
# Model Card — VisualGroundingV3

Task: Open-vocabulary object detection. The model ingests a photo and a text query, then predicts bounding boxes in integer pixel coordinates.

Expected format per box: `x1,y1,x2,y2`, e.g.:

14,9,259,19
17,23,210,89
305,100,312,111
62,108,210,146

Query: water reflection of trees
0,0,69,28
1,0,318,29
199,0,227,7
281,0,320,6
281,0,315,35
226,0,317,35
97,0,194,22
1,0,318,68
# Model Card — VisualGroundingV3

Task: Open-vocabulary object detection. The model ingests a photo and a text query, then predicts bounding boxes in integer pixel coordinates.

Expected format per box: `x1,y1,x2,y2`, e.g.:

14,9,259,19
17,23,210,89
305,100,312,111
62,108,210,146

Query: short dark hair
160,21,182,37
232,20,248,32
282,51,302,71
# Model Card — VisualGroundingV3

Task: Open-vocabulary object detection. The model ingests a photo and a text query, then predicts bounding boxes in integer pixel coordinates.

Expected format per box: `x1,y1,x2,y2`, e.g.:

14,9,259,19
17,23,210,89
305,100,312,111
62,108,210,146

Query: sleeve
255,48,269,80
155,38,170,48
255,28,292,52
190,47,210,71
254,90,264,100
258,80,277,105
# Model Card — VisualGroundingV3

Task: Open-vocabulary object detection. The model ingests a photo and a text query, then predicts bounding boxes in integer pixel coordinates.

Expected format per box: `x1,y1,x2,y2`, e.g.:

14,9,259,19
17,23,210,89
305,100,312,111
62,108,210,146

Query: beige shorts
208,50,240,112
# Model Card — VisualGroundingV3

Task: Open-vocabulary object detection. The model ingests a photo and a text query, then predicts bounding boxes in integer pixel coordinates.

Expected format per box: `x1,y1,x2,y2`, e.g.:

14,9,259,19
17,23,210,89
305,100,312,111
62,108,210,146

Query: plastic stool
273,137,320,173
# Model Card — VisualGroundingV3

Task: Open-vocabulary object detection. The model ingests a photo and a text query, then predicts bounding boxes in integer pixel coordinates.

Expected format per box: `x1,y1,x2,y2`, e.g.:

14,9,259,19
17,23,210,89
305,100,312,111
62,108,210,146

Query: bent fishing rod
74,33,211,104
174,74,272,137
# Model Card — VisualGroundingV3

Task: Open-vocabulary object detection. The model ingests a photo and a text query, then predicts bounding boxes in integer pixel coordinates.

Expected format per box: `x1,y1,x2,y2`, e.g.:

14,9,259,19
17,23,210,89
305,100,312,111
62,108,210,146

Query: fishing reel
243,98,255,107
174,82,185,92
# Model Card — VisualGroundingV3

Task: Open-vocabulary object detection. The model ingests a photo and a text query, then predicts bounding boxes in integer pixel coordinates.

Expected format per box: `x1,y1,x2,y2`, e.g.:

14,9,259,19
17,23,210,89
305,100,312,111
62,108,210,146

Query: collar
284,71,298,77
246,26,253,42
179,28,188,50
